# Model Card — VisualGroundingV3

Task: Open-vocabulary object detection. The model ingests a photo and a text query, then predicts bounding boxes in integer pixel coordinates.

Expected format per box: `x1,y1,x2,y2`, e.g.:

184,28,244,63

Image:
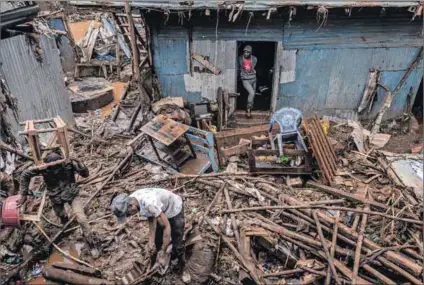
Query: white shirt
129,188,182,219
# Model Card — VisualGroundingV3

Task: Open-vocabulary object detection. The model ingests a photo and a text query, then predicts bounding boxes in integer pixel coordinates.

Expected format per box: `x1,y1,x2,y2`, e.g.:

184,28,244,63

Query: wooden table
141,115,189,146
141,115,196,170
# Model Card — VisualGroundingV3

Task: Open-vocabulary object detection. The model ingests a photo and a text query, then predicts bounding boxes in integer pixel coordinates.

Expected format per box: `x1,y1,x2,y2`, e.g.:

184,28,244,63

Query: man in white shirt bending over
110,188,185,269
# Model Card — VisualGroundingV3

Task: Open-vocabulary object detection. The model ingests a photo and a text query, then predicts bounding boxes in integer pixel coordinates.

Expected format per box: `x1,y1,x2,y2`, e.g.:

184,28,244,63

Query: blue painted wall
278,48,423,118
150,17,423,119
49,18,75,74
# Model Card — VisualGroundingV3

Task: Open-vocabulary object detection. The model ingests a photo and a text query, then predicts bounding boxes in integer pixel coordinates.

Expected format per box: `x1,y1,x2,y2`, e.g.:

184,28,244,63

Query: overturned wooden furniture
247,108,313,175
19,116,71,169
21,190,47,223
137,125,219,174
215,124,278,167
141,115,196,171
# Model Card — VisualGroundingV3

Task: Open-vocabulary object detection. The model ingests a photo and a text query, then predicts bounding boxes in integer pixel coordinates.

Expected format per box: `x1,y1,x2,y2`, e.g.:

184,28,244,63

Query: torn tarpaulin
100,14,131,59
380,151,423,200
77,21,99,62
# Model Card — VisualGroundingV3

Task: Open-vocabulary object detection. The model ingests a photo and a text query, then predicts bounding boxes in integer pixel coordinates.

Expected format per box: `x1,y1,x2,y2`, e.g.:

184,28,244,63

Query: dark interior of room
412,79,423,123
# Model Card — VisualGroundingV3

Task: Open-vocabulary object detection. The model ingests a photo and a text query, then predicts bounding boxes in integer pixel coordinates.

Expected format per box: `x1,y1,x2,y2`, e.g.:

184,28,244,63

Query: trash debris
1,4,423,285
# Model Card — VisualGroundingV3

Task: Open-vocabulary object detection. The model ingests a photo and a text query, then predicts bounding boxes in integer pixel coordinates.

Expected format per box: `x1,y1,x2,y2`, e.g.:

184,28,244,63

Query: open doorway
236,41,276,111
412,79,423,123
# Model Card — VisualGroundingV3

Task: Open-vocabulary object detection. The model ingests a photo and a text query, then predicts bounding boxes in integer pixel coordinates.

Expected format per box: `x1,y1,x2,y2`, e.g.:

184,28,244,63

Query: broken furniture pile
215,109,317,176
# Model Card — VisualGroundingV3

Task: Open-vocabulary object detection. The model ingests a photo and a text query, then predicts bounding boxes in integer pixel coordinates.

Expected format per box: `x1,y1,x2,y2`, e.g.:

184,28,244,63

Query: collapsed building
73,0,423,126
0,1,423,285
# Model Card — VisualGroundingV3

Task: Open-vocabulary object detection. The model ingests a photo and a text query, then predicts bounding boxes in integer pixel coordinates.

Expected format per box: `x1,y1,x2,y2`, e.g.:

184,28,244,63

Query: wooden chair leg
185,135,197,159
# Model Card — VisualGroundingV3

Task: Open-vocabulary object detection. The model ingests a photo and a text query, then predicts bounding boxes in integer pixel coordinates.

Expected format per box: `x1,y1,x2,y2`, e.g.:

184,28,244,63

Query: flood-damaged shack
0,2,74,142
73,0,423,127
0,2,423,285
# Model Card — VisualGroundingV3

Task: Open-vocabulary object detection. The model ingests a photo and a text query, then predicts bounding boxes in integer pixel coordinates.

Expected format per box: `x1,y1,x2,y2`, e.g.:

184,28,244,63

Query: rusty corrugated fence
0,35,74,137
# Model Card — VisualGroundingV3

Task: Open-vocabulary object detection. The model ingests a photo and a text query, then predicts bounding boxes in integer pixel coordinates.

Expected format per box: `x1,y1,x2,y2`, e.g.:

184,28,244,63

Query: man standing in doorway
239,45,257,118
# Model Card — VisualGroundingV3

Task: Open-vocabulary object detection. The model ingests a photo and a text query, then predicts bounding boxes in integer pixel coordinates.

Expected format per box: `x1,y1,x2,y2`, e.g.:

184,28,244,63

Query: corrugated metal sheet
190,18,421,48
192,40,236,70
153,27,189,75
0,35,74,129
70,0,420,9
278,47,423,118
0,71,20,142
189,39,237,100
283,19,422,49
0,1,30,14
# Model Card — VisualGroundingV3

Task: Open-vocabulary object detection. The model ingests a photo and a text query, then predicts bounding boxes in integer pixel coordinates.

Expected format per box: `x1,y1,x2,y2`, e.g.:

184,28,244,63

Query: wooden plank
185,133,208,145
215,124,270,139
220,144,250,158
253,149,306,156
21,190,47,222
192,53,221,75
307,181,419,219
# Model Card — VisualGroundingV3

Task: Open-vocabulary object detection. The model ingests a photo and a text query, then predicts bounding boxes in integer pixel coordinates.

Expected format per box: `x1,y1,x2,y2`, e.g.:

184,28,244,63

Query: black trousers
154,207,185,260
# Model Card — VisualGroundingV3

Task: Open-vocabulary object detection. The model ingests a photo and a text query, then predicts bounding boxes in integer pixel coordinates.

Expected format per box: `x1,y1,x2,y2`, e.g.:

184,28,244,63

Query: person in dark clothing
238,45,258,118
18,152,99,258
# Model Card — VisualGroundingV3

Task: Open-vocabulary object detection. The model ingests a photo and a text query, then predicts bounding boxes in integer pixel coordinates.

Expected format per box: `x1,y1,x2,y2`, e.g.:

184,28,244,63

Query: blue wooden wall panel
283,20,421,49
279,49,332,113
157,74,202,102
152,27,188,75
48,18,75,73
370,68,423,118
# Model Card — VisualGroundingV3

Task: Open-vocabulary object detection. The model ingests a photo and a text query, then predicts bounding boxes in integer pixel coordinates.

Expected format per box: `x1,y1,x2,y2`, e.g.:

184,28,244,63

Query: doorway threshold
230,110,271,128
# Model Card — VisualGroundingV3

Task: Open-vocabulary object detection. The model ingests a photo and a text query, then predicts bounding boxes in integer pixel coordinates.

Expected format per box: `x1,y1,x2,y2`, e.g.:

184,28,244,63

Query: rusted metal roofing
69,0,420,9
0,35,75,135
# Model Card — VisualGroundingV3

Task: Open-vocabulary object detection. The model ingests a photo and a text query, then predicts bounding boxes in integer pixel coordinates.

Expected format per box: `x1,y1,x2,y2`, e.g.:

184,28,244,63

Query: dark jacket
19,160,89,203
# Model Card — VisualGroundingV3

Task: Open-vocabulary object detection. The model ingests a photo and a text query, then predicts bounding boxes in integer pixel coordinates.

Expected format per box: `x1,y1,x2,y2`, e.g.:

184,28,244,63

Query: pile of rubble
1,113,423,285
0,4,423,285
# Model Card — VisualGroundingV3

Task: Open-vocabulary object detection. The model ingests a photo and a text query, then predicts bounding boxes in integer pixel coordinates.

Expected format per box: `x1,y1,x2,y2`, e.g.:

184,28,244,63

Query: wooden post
125,1,140,82
125,1,150,131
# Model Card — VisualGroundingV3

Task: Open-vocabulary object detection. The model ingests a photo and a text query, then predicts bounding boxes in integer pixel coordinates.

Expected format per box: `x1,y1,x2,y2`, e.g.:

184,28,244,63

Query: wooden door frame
271,41,283,113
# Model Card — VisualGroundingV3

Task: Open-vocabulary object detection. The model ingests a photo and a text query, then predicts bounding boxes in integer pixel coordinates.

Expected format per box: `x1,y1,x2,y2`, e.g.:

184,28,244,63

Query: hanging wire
163,9,170,25
315,6,328,32
245,12,254,35
214,8,220,67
